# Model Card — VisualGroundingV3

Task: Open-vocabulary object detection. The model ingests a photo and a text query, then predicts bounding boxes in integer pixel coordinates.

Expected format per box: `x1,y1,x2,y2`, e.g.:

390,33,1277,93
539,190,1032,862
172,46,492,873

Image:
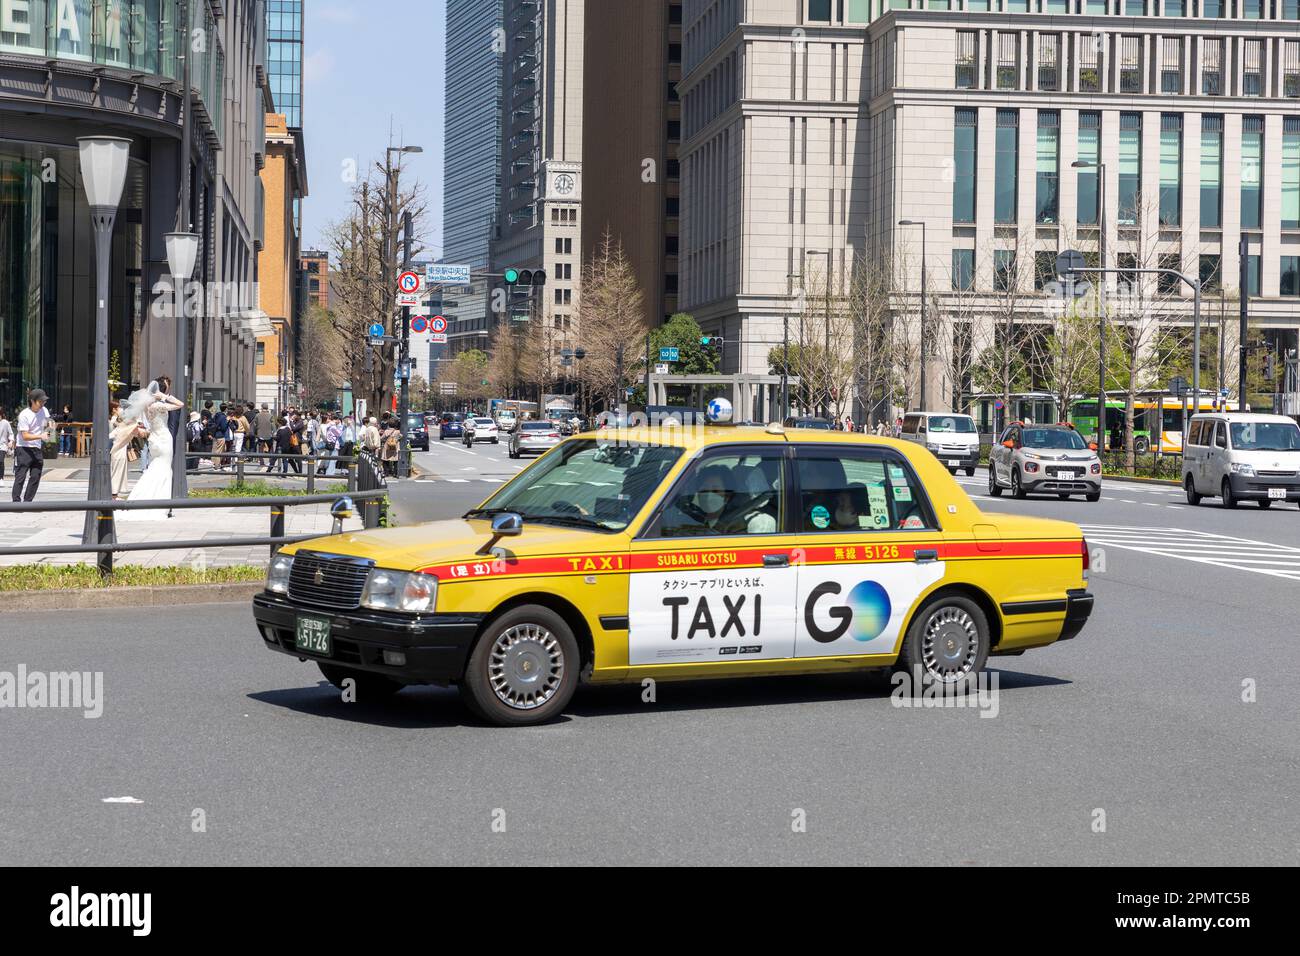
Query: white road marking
102,797,144,804
1080,524,1300,581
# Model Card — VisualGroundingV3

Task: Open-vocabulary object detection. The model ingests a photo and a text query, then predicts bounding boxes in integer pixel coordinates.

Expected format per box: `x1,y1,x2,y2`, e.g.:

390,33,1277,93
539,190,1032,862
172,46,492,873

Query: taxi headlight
267,553,294,594
1230,462,1255,477
361,569,437,613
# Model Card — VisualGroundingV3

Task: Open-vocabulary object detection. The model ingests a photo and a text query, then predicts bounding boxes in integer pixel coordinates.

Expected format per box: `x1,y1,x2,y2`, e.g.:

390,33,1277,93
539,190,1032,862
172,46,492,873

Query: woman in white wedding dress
116,378,184,521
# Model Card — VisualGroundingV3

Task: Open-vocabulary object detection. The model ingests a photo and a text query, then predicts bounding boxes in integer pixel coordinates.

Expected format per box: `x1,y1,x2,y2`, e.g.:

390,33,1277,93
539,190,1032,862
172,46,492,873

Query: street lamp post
805,250,832,417
898,222,928,410
385,145,421,478
1072,159,1108,446
77,136,132,547
165,231,199,502
784,272,801,422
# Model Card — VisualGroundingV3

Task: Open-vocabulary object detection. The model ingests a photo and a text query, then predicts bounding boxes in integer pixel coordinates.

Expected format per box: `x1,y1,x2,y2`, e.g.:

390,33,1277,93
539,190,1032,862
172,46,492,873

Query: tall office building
444,0,503,355
490,0,586,348
679,0,1300,414
267,0,304,130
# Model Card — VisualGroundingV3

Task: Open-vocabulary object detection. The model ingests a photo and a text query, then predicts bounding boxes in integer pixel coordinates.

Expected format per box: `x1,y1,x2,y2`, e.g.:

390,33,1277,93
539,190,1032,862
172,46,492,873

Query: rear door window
794,448,938,533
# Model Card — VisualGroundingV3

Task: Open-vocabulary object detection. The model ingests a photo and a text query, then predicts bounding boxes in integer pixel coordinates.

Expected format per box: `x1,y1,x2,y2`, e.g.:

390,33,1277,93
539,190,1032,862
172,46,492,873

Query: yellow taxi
253,421,1093,725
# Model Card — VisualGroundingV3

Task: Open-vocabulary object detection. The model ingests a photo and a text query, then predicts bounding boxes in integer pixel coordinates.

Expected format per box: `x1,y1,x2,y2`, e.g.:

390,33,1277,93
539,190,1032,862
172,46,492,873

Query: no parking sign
411,316,429,333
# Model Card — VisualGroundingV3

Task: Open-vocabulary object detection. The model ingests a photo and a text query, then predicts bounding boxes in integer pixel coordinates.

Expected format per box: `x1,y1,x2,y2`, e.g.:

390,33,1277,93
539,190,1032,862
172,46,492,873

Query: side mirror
1088,442,1098,451
330,496,355,534
1002,440,1015,449
477,512,523,555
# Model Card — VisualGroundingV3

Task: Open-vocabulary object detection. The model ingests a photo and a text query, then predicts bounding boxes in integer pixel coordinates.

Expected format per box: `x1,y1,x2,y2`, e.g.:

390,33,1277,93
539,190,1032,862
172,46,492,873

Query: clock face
554,173,575,196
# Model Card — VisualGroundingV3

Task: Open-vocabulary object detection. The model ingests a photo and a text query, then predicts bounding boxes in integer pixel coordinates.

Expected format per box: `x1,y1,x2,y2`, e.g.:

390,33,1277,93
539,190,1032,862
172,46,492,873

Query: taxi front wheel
895,595,990,690
462,605,580,726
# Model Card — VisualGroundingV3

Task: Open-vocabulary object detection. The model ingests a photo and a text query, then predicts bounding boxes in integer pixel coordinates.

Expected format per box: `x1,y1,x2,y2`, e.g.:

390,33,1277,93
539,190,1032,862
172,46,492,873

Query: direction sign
430,315,448,334
398,271,421,294
659,347,680,362
411,316,429,333
431,333,448,344
397,293,422,308
426,263,472,285
655,363,670,375
1056,249,1087,279
368,322,386,339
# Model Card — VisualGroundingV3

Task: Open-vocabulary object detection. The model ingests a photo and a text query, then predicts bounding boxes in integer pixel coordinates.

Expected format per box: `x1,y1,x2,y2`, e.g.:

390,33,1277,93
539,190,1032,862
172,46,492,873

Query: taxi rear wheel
462,605,579,726
895,595,990,690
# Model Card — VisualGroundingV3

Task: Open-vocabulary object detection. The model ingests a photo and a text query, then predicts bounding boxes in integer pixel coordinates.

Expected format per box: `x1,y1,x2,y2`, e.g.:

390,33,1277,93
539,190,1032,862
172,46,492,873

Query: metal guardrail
183,450,376,495
0,451,390,577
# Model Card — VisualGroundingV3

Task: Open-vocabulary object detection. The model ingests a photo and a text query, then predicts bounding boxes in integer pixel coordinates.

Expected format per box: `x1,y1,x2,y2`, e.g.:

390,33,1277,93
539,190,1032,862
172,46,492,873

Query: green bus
1069,398,1218,454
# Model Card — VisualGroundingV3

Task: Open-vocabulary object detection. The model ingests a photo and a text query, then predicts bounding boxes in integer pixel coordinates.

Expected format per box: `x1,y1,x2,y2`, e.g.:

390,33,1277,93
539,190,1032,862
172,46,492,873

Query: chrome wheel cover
487,623,565,710
921,606,979,683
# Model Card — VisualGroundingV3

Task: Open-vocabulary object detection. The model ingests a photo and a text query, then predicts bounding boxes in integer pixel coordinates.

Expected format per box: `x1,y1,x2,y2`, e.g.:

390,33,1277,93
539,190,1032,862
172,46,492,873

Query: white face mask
696,491,726,514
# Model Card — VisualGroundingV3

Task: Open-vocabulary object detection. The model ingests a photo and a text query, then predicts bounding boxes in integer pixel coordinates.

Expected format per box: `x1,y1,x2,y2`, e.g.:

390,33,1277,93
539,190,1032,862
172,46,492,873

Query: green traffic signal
504,268,520,284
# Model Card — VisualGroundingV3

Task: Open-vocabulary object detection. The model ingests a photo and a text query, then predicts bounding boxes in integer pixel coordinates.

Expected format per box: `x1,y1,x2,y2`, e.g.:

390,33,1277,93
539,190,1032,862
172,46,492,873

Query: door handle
914,549,939,563
762,553,790,568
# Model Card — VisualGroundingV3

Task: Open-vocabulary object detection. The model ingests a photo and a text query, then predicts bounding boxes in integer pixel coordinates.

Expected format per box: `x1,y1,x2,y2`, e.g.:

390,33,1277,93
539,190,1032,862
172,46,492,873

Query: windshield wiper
527,513,613,531
464,507,513,519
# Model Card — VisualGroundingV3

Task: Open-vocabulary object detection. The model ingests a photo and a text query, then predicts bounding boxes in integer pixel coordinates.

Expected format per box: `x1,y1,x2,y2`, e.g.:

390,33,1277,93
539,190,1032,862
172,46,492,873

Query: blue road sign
368,322,385,339
659,347,680,362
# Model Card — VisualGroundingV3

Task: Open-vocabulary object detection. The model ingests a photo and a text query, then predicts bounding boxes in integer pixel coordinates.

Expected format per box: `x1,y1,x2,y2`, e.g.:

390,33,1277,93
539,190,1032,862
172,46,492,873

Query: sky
300,0,446,257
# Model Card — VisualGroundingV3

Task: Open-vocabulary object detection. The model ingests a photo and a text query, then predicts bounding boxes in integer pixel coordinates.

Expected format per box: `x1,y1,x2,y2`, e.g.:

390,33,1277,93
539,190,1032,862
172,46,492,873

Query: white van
1182,413,1300,509
900,411,981,476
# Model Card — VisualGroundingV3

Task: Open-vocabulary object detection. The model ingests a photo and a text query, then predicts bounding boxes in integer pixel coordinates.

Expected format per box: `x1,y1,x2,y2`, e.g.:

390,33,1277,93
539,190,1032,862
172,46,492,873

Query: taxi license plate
1268,488,1287,500
295,616,332,656
1057,471,1076,481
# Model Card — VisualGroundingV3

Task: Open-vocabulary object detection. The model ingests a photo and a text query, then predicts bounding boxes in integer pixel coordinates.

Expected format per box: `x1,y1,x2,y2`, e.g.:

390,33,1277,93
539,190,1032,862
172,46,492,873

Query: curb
5,582,263,612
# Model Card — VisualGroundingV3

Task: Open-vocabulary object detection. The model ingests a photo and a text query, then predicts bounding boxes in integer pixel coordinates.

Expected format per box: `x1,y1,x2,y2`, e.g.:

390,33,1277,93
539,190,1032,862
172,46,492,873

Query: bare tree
297,303,347,408
970,232,1036,428
322,152,429,414
576,229,646,410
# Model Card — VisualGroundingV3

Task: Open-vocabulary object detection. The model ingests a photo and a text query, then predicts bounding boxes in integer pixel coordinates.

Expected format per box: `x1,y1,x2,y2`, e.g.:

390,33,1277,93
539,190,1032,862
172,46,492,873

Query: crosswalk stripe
1079,523,1300,581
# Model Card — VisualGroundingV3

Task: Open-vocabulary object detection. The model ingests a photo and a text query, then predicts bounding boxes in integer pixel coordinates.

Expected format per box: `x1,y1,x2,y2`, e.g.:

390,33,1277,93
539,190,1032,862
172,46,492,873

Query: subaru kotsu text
253,425,1092,725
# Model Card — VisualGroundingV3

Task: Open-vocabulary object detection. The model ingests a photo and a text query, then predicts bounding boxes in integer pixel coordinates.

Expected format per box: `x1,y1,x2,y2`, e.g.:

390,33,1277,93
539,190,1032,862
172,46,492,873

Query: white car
899,411,981,476
463,416,500,446
495,411,518,434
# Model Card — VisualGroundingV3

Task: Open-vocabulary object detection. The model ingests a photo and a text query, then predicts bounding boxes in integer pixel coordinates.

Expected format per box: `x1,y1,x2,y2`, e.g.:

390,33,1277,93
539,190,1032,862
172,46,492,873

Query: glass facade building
443,0,502,352
267,0,304,129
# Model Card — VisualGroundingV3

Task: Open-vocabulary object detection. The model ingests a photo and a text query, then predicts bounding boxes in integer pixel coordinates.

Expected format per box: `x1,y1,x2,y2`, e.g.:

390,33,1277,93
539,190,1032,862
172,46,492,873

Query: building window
995,250,1017,292
1242,0,1261,17
953,109,978,224
1200,254,1222,291
1286,42,1300,97
1241,116,1263,231
956,32,977,88
1202,38,1222,95
1124,0,1144,12
1202,0,1223,15
1044,0,1069,11
1243,40,1262,97
1035,251,1058,290
1281,257,1300,297
1201,115,1223,229
1118,113,1141,226
953,250,975,290
1284,118,1300,229
1161,37,1182,93
256,342,266,366
1080,36,1101,92
1244,256,1261,297
1119,36,1142,93
1158,254,1181,295
997,33,1019,90
1036,112,1060,224
807,0,832,20
1164,0,1185,13
848,0,874,21
1159,114,1182,227
1037,34,1059,91
1117,253,1138,293
995,109,1019,224
1077,113,1101,226
1284,0,1299,19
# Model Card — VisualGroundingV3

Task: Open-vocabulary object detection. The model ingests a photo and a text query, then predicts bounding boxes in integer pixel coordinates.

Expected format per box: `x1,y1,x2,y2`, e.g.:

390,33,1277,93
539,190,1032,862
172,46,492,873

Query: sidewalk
0,457,364,569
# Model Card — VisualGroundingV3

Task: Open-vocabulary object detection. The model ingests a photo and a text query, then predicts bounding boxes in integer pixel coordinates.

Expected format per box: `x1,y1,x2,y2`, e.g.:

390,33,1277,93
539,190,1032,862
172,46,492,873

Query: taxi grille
288,552,374,610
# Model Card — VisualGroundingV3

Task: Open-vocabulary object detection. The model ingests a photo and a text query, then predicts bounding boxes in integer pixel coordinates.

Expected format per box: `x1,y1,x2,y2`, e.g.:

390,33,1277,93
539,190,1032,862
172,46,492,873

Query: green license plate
295,616,332,656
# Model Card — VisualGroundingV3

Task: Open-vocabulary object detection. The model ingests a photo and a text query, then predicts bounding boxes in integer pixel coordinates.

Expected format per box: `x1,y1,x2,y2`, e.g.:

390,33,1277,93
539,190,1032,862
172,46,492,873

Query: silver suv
988,423,1102,501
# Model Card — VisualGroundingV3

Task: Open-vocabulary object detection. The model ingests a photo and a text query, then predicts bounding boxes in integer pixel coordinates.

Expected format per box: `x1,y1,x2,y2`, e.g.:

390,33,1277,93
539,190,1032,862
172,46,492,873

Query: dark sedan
438,415,464,441
406,414,429,451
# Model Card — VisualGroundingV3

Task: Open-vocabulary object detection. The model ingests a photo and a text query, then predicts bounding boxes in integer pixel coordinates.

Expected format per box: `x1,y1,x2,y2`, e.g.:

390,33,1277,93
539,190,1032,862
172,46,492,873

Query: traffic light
700,335,725,349
503,268,548,288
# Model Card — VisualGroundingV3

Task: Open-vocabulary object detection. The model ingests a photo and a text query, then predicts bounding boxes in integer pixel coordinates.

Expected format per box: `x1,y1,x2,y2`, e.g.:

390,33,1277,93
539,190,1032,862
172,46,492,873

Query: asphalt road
2,444,1297,865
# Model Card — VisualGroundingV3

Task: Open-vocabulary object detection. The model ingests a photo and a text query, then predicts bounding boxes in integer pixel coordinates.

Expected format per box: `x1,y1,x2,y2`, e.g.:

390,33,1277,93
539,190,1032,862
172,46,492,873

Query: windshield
1023,428,1088,450
928,416,976,434
1230,422,1300,451
471,439,684,532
